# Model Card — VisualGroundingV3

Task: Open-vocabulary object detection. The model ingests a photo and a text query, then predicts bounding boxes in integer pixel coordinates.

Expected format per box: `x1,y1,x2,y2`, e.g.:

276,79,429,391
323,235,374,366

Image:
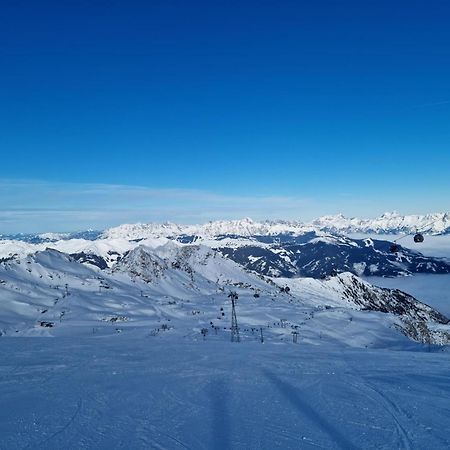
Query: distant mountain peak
311,212,450,235
2,212,449,250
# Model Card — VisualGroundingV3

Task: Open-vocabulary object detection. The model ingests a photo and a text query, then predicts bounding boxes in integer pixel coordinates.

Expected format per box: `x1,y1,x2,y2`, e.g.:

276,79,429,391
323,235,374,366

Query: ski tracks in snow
22,398,82,450
342,357,413,450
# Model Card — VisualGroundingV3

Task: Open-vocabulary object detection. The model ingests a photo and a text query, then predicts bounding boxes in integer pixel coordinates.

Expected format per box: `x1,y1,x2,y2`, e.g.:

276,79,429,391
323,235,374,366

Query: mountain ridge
1,212,449,243
102,212,450,239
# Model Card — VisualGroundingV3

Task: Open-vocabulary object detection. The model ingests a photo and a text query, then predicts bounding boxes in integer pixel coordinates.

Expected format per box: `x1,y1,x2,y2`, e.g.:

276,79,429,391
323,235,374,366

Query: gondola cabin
413,233,424,243
390,244,400,253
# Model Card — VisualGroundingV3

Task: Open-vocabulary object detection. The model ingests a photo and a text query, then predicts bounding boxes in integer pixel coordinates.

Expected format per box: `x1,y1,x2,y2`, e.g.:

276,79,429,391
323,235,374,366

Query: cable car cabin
390,244,400,253
413,233,424,243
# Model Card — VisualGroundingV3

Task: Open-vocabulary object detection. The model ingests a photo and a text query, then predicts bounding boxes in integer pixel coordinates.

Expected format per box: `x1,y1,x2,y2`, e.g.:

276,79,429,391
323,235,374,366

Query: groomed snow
1,338,449,449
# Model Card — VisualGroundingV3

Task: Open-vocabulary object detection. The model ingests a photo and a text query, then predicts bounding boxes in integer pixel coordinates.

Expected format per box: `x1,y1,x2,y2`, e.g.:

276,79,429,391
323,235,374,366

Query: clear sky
1,0,449,232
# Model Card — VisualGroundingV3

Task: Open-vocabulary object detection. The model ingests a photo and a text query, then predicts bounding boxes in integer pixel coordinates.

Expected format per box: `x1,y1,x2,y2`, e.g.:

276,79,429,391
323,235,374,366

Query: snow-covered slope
0,244,273,337
0,236,170,266
1,244,449,347
114,241,261,287
3,338,450,450
278,273,450,345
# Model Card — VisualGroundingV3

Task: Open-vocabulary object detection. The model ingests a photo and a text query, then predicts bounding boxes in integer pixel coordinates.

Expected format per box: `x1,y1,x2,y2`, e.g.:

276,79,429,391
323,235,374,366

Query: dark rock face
326,273,450,345
113,247,168,283
70,252,108,270
219,246,298,278
216,233,450,278
336,274,449,324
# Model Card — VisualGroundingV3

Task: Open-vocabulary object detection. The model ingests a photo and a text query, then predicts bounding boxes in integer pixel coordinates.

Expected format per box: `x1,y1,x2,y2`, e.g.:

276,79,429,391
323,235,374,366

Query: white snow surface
2,338,450,449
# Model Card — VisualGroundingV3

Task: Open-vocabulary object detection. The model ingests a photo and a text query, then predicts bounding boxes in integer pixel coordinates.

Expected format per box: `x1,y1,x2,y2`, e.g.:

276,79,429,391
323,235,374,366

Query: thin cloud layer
0,180,313,233
1,180,446,234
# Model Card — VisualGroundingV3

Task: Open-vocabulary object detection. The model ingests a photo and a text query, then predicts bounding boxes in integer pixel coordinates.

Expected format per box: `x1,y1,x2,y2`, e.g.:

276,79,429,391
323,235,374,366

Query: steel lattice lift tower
228,291,240,342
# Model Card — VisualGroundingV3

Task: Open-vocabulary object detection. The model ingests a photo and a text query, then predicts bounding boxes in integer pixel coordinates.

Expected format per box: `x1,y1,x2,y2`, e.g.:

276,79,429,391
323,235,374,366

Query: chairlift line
388,216,441,253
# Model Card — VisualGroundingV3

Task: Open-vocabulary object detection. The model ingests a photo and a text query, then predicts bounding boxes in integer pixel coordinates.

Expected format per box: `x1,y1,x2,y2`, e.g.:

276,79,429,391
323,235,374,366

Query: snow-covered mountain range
311,212,450,235
103,213,450,239
101,213,450,240
2,228,449,278
2,212,448,244
2,216,450,279
2,213,450,347
1,242,449,347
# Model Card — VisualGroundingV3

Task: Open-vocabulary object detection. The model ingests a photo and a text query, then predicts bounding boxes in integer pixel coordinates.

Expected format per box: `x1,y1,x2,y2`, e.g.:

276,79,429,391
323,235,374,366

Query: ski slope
1,338,450,449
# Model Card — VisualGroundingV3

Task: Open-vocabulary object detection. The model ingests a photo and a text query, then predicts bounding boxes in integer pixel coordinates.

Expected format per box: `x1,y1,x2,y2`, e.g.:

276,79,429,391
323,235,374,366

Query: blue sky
1,1,449,232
